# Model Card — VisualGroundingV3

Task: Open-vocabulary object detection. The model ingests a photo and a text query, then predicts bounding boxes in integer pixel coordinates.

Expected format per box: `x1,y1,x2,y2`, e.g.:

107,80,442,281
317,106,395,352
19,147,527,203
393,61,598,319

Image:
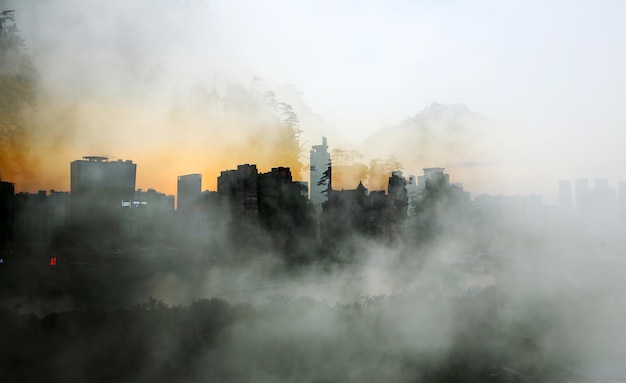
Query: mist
2,1,626,382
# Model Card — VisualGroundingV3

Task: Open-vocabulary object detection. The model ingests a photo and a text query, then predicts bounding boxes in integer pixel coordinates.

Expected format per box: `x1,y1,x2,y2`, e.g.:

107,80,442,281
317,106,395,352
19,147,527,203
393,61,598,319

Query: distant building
218,164,260,226
217,164,314,254
310,137,330,208
591,178,615,222
321,172,408,251
388,171,408,218
418,167,449,190
0,179,15,248
177,173,202,213
595,178,609,191
70,156,137,244
12,190,70,249
70,156,136,198
122,188,175,240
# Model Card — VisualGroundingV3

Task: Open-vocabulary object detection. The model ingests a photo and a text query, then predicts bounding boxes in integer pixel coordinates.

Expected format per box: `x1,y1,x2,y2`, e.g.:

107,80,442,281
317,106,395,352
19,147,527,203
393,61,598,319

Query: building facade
70,156,137,245
177,173,202,213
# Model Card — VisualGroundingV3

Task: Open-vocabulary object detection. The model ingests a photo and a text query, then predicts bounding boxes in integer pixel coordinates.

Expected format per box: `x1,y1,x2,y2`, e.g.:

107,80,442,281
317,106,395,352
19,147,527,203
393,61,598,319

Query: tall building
216,164,315,254
122,188,175,239
218,164,260,225
177,173,202,213
310,137,331,207
418,168,449,190
70,156,136,240
70,156,136,201
0,179,15,249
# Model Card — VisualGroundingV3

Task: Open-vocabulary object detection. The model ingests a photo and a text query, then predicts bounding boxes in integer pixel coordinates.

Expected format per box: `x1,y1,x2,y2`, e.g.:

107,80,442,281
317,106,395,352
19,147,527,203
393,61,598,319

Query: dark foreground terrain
1,275,625,382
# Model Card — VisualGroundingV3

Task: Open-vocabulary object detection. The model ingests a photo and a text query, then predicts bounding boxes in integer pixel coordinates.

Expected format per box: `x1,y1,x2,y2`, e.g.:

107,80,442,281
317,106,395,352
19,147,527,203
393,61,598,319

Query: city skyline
6,148,626,207
4,3,626,382
2,1,626,203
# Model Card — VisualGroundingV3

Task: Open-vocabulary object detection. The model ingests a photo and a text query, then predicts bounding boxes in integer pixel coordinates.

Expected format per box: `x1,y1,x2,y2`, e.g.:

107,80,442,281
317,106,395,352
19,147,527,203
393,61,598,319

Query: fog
2,1,626,382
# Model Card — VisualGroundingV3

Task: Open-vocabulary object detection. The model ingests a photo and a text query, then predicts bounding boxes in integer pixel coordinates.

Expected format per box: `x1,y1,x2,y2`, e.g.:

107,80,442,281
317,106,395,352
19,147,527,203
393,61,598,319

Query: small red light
49,257,57,266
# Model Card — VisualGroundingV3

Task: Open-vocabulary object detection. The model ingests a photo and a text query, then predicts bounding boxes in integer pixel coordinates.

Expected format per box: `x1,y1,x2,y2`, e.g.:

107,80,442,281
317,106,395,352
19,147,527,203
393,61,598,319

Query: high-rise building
70,156,136,238
177,173,202,213
310,137,331,207
70,156,136,200
0,179,15,248
218,164,259,224
122,188,175,239
418,168,449,190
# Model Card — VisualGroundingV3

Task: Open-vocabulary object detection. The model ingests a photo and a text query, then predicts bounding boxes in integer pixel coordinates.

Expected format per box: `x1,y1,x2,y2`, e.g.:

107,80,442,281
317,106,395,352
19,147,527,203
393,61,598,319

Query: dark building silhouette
70,156,136,247
387,171,408,233
0,179,15,249
417,167,448,190
217,164,314,256
177,173,202,213
218,164,260,227
409,168,472,243
258,167,314,255
175,189,223,249
122,188,175,241
10,190,70,250
217,164,261,250
320,170,408,253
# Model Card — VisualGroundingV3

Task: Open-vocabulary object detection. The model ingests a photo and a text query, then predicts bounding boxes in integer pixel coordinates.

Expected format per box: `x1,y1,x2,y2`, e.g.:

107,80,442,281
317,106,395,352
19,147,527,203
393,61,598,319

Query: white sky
7,0,626,201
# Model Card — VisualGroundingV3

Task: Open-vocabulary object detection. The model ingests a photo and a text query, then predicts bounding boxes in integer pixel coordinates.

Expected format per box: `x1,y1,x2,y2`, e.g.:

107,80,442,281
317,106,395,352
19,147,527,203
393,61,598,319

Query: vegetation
0,283,614,382
0,10,36,181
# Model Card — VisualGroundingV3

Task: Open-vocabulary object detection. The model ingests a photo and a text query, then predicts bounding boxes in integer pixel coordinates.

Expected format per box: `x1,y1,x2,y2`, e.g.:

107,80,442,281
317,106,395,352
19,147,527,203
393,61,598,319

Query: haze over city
2,0,626,202
2,2,626,382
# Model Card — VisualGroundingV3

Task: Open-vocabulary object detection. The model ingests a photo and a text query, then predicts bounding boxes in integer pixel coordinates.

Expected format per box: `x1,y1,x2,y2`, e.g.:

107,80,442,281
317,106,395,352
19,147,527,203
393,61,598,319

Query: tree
0,10,36,181
276,101,304,174
317,161,331,194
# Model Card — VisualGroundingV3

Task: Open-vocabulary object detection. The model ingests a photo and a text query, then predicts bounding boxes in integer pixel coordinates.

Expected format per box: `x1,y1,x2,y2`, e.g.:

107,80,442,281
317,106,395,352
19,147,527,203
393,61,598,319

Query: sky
3,0,626,203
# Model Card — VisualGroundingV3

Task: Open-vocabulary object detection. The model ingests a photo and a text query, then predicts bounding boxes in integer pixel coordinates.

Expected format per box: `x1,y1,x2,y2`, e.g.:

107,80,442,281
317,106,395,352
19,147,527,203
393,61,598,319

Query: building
121,188,175,240
310,137,330,208
216,164,315,255
0,179,15,249
70,156,137,244
418,167,449,190
320,171,408,251
388,171,408,219
218,164,260,225
177,173,202,213
10,190,70,249
575,179,590,211
70,156,136,208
